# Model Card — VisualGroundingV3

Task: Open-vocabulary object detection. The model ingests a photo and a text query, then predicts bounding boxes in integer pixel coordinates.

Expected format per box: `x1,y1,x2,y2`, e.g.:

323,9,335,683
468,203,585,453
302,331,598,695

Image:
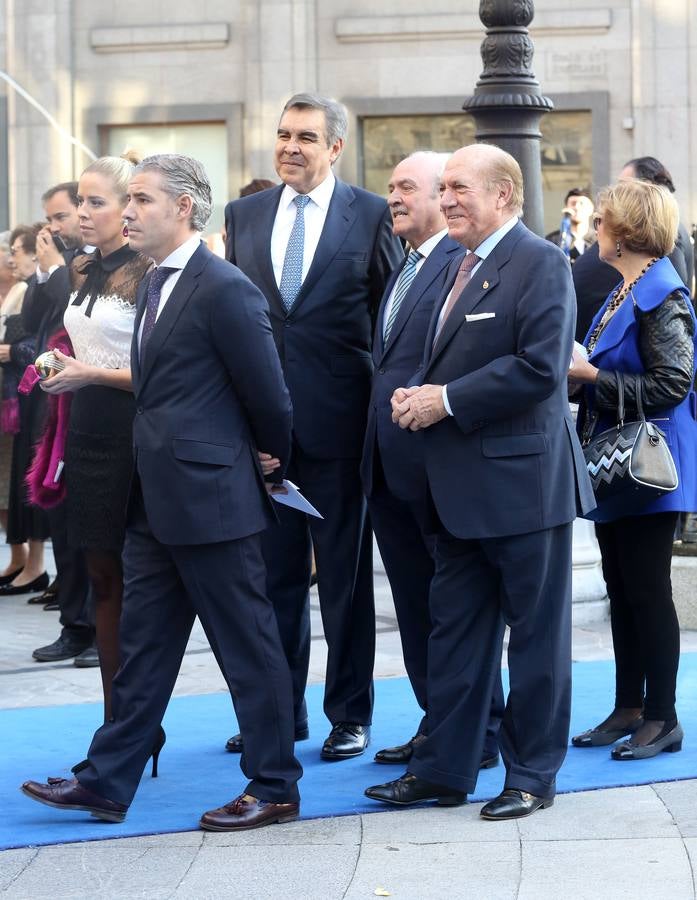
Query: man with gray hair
22,154,303,832
225,93,402,762
361,151,503,767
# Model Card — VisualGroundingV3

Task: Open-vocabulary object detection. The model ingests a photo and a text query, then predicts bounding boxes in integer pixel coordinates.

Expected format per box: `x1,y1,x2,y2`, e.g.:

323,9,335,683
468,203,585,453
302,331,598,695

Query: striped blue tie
383,249,422,342
279,194,311,311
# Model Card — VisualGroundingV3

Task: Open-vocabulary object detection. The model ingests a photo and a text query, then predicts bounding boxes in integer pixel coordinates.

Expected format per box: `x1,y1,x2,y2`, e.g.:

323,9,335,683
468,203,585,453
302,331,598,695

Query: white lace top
64,292,136,369
64,246,151,369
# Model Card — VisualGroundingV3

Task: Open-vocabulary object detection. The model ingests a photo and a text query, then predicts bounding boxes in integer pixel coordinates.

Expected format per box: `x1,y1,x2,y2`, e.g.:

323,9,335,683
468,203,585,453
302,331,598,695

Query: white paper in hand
570,340,588,368
270,480,324,518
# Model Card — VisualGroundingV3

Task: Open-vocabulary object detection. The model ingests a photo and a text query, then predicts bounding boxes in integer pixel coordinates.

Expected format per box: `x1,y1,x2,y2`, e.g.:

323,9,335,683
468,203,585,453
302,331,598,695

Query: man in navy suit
365,144,594,819
361,151,503,767
225,94,403,760
22,154,302,832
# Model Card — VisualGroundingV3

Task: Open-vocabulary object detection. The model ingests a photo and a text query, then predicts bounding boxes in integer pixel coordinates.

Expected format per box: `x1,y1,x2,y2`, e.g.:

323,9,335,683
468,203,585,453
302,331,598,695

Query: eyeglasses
592,216,602,231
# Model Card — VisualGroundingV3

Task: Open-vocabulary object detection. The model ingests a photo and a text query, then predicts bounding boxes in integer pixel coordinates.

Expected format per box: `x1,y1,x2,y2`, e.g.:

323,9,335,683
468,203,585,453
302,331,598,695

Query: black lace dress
63,245,151,552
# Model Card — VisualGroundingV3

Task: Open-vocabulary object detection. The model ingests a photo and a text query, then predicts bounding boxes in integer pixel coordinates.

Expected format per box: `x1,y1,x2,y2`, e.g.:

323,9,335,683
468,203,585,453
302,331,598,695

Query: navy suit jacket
361,234,464,502
415,221,595,539
224,179,403,459
130,242,292,546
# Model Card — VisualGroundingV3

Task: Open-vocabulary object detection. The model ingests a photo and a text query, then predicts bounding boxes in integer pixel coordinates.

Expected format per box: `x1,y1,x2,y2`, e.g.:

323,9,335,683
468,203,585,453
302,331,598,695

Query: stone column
5,0,75,222
462,0,553,237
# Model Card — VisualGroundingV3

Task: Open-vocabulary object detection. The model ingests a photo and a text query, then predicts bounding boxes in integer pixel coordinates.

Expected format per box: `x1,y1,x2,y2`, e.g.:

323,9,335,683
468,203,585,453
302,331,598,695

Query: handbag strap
616,371,647,427
616,371,625,427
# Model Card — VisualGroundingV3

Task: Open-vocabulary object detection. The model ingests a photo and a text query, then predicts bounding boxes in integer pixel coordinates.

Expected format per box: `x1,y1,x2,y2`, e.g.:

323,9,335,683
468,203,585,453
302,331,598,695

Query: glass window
103,123,228,232
361,110,593,235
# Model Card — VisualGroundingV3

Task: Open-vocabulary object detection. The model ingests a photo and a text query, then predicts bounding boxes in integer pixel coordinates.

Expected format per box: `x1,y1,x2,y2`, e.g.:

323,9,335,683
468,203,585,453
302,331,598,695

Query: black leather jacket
594,289,695,414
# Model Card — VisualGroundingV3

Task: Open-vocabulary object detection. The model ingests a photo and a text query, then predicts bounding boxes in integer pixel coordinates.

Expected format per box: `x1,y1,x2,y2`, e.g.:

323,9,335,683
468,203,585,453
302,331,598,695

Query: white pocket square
465,312,496,322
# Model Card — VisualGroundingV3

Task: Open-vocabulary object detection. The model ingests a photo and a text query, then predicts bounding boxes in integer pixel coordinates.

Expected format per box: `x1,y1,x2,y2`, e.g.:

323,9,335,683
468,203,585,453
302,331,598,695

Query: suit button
136,406,144,415
378,368,385,374
284,320,292,328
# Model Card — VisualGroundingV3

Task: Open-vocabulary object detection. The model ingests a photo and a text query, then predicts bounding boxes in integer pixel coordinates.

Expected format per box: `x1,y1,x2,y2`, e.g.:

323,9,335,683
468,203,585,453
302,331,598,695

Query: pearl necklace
587,257,658,355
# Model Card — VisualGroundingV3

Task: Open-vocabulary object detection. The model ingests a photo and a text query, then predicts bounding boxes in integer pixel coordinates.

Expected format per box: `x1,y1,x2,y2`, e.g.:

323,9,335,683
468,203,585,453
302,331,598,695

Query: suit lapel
131,274,150,390
381,241,462,361
253,187,285,316
289,179,356,315
426,221,524,369
138,243,208,387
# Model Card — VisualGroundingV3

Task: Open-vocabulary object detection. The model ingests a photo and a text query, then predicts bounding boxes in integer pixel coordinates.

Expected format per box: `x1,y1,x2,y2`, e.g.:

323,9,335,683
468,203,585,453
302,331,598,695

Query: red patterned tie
432,252,479,347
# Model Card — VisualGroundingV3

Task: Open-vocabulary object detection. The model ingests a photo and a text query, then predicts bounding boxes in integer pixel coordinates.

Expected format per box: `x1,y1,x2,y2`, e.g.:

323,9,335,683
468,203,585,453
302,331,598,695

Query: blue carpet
3,655,697,850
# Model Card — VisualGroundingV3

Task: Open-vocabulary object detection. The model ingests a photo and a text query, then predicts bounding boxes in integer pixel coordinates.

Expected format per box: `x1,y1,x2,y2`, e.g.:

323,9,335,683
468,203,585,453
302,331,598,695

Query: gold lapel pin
482,280,489,289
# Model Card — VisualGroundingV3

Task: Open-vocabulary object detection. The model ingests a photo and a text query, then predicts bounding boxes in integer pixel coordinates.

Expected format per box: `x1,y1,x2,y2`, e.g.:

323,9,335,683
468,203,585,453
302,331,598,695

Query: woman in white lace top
41,155,151,728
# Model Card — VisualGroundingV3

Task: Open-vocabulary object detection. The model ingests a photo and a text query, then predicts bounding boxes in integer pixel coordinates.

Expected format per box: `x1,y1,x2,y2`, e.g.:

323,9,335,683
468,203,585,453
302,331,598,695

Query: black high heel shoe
71,726,166,777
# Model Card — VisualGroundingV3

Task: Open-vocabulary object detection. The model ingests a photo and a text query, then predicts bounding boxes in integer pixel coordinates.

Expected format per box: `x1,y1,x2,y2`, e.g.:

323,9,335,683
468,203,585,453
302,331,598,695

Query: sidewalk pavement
2,541,697,899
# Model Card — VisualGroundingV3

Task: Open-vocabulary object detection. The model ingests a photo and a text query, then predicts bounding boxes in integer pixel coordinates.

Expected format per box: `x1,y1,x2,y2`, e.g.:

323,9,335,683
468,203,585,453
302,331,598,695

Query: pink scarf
19,331,73,509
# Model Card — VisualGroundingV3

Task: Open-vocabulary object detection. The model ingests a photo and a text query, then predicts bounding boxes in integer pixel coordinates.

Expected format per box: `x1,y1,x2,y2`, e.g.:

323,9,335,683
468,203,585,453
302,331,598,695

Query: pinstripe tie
383,249,422,342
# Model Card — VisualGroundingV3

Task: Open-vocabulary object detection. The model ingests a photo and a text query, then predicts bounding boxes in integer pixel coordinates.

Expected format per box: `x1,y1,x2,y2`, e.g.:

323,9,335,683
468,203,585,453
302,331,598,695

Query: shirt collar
158,233,201,270
281,171,336,212
414,228,448,259
473,216,518,261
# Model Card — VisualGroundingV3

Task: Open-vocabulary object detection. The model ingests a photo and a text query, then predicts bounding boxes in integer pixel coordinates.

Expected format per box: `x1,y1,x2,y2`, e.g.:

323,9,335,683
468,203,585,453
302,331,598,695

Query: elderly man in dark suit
361,151,503,767
365,143,595,820
225,93,403,761
22,154,302,832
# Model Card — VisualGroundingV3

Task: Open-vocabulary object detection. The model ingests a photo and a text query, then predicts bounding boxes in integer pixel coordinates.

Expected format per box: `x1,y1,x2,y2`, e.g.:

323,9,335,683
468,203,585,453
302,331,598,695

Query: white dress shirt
137,233,201,349
442,216,518,415
382,228,448,334
270,172,336,287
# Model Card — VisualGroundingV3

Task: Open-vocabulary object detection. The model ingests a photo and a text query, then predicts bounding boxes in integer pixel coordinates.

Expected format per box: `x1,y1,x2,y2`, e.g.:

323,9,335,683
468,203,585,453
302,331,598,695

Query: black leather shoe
27,584,58,605
225,724,309,753
0,572,50,596
32,634,91,662
21,777,128,822
321,723,370,760
365,772,466,807
73,645,100,668
43,599,60,611
480,788,553,820
0,566,23,587
374,733,427,764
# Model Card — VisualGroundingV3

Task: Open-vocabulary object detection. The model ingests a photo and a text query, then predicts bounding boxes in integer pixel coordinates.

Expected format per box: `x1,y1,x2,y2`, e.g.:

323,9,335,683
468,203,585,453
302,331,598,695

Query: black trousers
368,453,503,757
47,501,93,641
77,490,301,807
409,523,573,799
595,511,680,721
261,447,375,727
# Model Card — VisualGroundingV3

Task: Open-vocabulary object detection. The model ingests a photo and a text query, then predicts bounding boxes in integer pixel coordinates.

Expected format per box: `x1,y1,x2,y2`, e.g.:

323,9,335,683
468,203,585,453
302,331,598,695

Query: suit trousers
77,489,302,806
368,449,503,753
409,522,573,799
47,501,93,640
262,447,375,727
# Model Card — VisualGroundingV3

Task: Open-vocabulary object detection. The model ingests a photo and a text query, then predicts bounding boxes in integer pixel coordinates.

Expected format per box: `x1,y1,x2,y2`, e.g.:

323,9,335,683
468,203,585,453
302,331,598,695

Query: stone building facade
2,1,696,238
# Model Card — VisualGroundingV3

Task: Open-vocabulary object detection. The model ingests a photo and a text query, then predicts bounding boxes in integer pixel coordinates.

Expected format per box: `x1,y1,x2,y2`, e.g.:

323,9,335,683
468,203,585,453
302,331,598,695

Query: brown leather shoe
21,777,128,823
199,793,299,832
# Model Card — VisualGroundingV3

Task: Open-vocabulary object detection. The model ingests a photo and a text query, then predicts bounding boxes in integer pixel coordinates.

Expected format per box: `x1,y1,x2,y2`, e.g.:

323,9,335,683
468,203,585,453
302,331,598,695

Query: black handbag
582,372,678,519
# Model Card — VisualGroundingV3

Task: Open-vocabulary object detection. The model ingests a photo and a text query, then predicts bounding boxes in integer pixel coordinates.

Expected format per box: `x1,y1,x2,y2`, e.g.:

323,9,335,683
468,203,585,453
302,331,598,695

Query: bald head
387,151,450,248
440,144,524,250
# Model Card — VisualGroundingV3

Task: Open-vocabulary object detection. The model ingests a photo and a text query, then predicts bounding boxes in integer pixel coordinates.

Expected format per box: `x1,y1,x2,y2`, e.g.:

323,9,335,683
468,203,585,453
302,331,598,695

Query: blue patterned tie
140,266,177,360
383,249,422,342
279,194,311,311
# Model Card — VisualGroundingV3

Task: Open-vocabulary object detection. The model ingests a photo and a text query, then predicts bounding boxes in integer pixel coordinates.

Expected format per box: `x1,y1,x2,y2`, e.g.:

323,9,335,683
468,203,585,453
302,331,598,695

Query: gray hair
282,93,348,147
0,230,10,254
82,153,140,204
135,154,213,231
402,151,451,197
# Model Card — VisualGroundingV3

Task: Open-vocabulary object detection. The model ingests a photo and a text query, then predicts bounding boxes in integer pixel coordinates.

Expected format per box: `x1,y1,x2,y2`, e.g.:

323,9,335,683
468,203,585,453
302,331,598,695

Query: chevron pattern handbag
583,372,678,519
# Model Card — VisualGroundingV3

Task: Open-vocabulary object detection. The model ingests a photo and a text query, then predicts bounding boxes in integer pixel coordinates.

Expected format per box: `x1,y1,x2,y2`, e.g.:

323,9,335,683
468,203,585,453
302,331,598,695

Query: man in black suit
361,151,503,767
365,144,594,819
225,93,403,760
20,183,95,665
22,154,302,832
